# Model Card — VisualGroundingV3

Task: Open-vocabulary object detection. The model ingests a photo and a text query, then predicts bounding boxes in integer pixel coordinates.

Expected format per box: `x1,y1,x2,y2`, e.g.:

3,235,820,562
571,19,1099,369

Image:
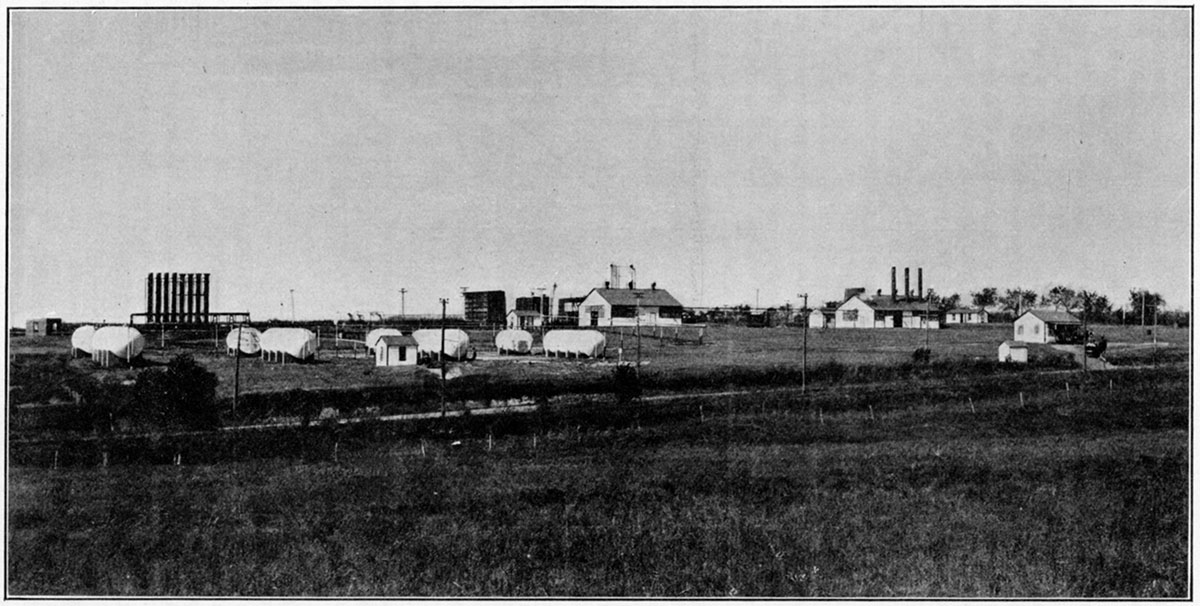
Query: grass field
14,323,1188,401
7,367,1188,597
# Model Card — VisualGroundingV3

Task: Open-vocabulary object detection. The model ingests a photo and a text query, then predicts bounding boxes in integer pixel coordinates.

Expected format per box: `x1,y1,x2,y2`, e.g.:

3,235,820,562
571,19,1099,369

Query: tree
1000,288,1039,318
133,354,220,430
1042,285,1078,311
1128,290,1165,325
970,287,998,309
938,292,962,313
1077,290,1113,324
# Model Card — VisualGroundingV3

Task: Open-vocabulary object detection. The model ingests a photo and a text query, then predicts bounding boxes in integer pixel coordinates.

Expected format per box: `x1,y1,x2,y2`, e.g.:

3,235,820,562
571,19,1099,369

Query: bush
132,355,220,430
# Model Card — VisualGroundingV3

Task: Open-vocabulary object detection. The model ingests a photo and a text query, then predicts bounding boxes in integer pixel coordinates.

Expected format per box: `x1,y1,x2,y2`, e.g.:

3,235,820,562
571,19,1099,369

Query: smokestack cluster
145,272,210,324
889,266,925,301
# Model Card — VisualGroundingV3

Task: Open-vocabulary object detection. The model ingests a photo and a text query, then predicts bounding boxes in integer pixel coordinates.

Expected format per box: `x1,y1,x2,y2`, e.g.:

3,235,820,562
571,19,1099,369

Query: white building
578,286,683,327
945,307,989,324
835,294,940,329
1013,309,1081,344
507,310,544,330
998,340,1029,363
375,335,418,366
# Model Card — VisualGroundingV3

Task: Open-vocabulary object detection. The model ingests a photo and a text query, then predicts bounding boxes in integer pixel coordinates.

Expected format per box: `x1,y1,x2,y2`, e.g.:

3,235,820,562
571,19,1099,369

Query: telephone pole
439,298,448,417
798,292,808,392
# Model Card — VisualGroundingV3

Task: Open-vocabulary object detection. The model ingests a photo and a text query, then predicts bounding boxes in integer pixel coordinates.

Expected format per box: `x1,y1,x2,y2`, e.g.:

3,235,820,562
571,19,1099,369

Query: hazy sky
8,8,1191,323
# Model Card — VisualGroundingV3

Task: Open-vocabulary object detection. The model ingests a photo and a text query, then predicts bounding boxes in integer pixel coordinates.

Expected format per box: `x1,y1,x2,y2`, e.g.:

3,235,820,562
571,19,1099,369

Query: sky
7,8,1192,323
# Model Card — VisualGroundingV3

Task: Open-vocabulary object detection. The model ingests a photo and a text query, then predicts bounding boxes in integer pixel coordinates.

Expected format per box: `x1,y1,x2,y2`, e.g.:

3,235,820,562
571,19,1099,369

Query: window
1033,324,1040,335
398,346,406,361
1018,325,1024,335
842,310,858,322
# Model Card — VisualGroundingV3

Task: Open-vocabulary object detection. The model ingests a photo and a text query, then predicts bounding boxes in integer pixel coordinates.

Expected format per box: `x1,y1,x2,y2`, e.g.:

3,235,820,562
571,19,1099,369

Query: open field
11,323,1188,402
7,367,1188,596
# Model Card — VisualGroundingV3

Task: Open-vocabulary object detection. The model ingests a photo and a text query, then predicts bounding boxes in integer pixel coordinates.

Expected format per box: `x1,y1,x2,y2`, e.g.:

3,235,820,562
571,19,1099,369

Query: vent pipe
891,267,897,300
629,265,637,290
904,268,910,302
918,268,923,301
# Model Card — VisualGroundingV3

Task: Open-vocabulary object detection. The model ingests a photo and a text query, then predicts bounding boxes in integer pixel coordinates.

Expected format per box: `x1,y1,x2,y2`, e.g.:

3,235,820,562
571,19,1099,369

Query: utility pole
634,291,644,380
1080,293,1088,373
924,295,931,351
233,323,242,413
798,292,808,393
439,297,448,417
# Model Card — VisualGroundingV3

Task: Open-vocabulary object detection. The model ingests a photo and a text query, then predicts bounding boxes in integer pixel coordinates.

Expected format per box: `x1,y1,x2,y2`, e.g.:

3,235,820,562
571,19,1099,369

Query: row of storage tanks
70,324,610,364
363,328,607,358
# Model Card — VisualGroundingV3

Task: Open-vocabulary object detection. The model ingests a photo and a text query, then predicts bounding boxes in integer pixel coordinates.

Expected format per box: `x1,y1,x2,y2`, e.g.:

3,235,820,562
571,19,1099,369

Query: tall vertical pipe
904,268,910,302
891,267,897,300
202,273,211,323
918,268,924,301
171,273,179,323
186,274,195,324
156,272,165,324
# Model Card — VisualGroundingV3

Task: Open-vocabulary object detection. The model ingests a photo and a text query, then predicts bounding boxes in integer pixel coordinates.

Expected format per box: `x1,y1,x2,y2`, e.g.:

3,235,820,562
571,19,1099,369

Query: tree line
925,286,1184,326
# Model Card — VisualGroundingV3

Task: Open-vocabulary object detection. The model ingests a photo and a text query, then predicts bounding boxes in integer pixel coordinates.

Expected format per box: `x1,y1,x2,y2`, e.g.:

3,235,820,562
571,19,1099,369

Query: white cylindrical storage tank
70,325,96,356
225,326,262,356
90,326,145,365
543,330,606,358
365,328,403,352
412,328,471,360
495,329,533,354
260,327,319,362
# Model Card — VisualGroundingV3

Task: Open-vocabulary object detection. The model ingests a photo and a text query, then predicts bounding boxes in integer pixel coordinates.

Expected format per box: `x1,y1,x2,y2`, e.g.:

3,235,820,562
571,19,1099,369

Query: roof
508,310,543,317
1022,309,1081,324
1000,340,1029,348
378,335,417,347
588,288,683,308
948,307,986,314
855,295,936,313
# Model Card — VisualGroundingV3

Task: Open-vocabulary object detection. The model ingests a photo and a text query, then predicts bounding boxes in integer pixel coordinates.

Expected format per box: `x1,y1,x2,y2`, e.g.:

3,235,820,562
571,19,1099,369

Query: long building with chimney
834,266,940,329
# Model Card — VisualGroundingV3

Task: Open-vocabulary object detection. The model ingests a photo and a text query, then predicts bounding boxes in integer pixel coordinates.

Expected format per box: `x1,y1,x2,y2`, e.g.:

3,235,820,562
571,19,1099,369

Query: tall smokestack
629,265,637,290
918,268,923,301
891,267,897,300
904,268,910,302
610,264,621,289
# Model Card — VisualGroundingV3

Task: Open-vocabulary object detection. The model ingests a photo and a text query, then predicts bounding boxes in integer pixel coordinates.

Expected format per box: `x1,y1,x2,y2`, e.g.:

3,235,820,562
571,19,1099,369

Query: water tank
225,326,262,355
412,328,470,360
260,328,318,361
495,329,533,354
70,325,96,355
543,330,606,358
90,326,145,363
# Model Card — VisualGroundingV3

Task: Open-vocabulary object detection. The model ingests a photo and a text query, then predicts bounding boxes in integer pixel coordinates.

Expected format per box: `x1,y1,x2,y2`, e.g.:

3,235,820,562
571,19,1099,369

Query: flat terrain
7,323,1190,597
7,367,1187,596
14,323,1187,399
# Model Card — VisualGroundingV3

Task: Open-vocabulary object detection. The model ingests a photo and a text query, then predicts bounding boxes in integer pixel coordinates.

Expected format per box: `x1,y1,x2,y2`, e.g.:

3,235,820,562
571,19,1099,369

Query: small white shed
998,340,1029,363
375,335,418,367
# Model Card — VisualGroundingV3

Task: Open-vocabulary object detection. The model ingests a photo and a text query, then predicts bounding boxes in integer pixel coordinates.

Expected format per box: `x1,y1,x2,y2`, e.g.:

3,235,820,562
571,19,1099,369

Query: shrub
132,355,220,430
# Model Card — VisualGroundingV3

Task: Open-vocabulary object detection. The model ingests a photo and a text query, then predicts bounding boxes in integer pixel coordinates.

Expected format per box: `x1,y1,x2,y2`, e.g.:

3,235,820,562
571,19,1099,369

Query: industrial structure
515,295,552,317
136,272,248,325
143,272,210,323
25,317,62,337
834,267,940,329
463,290,507,326
578,283,683,327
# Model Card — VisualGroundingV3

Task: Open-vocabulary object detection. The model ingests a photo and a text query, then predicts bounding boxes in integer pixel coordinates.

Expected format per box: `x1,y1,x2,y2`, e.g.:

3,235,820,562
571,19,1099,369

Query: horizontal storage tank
365,328,403,352
225,326,262,356
495,329,533,354
70,325,96,356
543,330,606,358
90,326,145,366
412,328,471,360
260,328,319,362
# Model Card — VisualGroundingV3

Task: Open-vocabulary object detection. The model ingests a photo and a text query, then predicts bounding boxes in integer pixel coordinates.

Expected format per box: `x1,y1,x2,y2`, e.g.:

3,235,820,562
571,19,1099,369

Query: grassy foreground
7,369,1188,597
